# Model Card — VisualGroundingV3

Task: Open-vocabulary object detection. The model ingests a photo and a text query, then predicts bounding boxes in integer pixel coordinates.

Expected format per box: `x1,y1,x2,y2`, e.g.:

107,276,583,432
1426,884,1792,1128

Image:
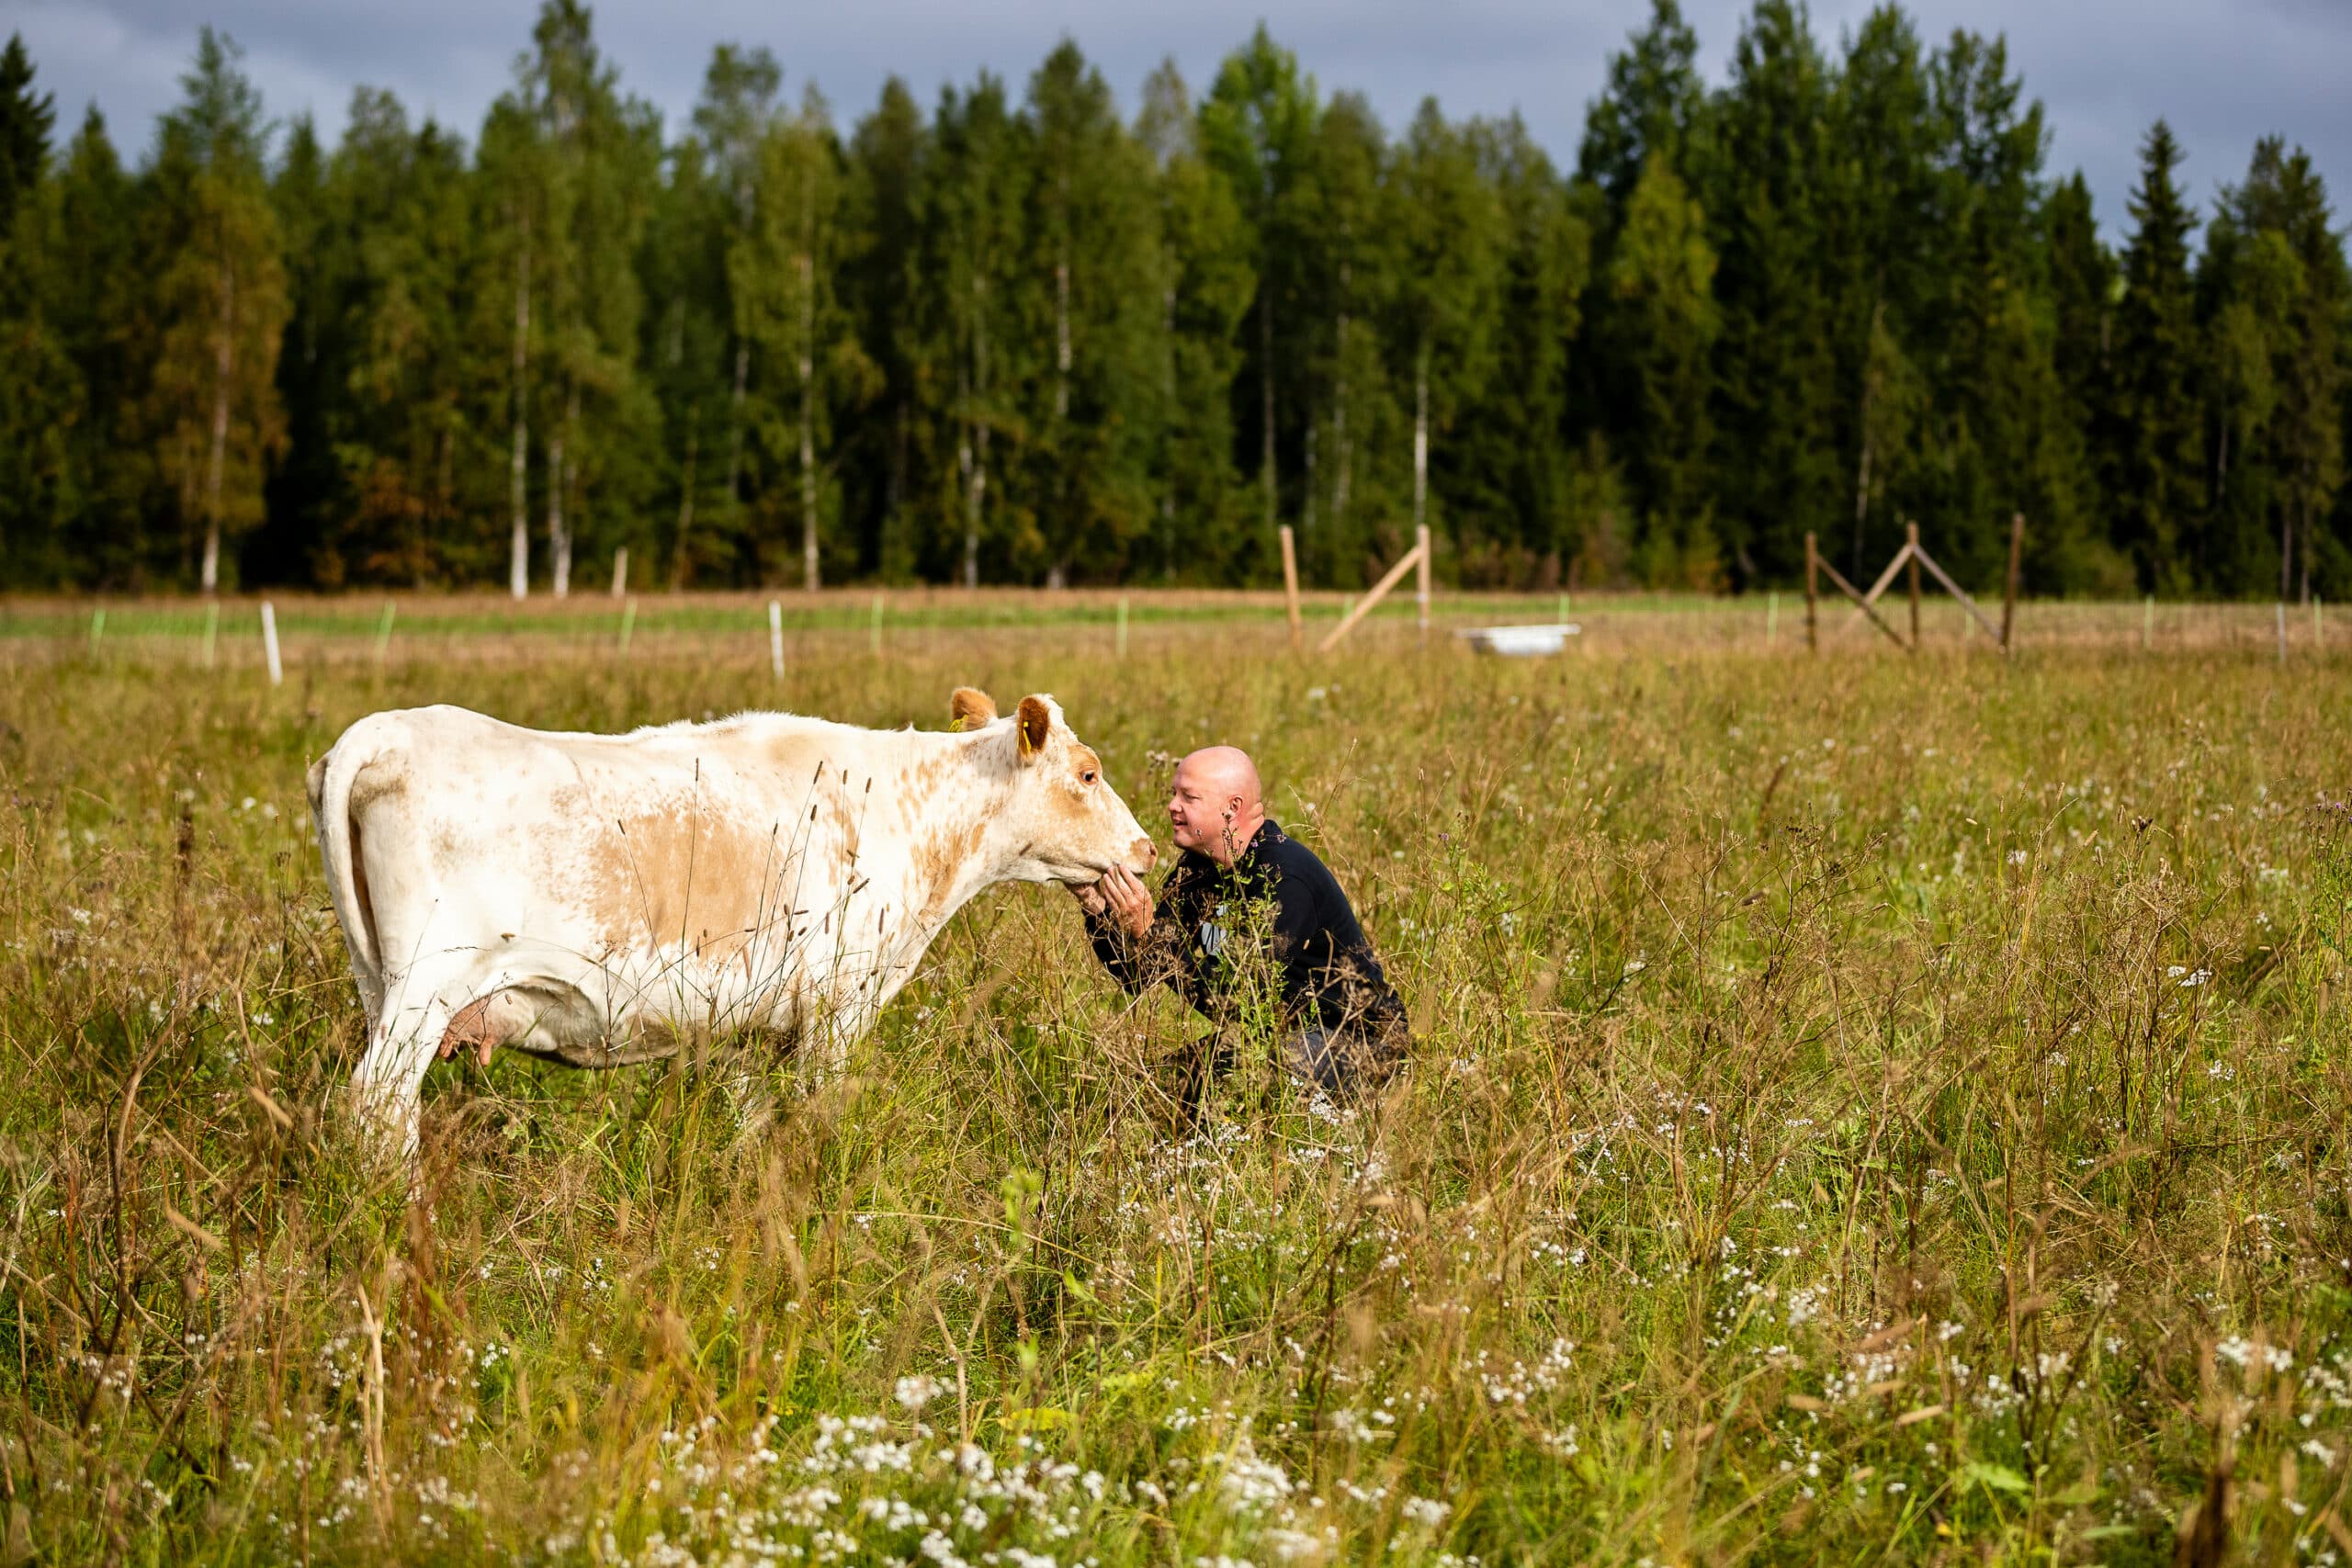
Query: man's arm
1074,867,1185,995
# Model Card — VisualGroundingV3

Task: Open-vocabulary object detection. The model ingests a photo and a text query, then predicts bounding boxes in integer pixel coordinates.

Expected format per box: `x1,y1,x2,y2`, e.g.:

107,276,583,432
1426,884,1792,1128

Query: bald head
1167,747,1266,866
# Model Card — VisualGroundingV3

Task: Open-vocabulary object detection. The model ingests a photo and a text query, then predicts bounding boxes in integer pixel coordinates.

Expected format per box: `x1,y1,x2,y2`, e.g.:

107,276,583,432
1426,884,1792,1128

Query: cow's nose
1133,836,1158,871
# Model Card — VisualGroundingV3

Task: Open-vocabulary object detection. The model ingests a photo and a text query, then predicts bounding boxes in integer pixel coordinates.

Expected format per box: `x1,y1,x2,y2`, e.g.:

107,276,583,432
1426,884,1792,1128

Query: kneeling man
1071,746,1408,1100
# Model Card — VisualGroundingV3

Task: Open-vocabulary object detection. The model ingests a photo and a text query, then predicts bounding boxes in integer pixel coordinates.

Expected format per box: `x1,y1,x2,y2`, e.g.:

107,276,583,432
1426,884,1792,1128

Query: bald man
1070,746,1408,1101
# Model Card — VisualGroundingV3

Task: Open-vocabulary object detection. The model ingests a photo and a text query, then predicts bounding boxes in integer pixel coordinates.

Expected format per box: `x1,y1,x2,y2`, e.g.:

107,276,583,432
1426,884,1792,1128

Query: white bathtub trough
1455,623,1581,657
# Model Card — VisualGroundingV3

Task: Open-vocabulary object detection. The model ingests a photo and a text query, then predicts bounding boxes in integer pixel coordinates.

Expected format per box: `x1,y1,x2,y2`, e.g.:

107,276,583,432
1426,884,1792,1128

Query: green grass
3,629,2349,1563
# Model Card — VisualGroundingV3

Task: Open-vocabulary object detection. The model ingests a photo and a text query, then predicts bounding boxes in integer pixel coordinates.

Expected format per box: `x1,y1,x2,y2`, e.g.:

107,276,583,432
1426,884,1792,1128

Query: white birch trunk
548,381,573,600
508,227,531,601
725,338,748,525
672,423,696,589
1412,342,1430,537
962,275,989,590
1332,296,1351,547
200,255,234,595
1260,288,1276,539
798,248,819,593
1054,255,1071,421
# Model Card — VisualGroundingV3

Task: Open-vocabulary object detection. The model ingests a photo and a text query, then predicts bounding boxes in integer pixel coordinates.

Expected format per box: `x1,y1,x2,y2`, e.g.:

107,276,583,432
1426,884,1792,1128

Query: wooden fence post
1415,524,1431,640
2001,513,2024,653
1804,532,1819,654
769,600,785,682
1317,539,1427,654
261,601,283,686
1905,521,1922,651
1279,525,1302,653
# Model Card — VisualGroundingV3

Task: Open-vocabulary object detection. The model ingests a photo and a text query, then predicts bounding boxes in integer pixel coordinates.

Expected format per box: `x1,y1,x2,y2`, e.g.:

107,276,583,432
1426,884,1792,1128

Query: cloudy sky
10,0,2348,240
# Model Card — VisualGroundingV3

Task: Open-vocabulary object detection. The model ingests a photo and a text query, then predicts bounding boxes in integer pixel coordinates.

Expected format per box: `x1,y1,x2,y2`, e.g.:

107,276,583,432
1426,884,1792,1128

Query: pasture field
2,596,2350,1564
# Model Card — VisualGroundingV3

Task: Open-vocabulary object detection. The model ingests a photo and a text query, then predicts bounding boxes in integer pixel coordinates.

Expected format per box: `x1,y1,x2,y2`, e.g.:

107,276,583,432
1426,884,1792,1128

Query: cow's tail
308,724,386,1007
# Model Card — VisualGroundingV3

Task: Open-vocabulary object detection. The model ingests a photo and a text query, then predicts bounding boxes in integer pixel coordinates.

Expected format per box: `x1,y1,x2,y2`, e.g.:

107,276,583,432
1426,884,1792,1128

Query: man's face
1166,759,1231,858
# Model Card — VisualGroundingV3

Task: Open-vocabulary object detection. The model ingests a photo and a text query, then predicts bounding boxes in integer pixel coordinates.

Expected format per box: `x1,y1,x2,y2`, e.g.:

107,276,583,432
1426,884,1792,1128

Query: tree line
0,2,2343,597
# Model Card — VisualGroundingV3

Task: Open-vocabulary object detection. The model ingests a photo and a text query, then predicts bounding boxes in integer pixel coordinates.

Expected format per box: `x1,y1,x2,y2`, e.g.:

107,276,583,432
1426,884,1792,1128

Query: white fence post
261,601,283,686
769,600,785,682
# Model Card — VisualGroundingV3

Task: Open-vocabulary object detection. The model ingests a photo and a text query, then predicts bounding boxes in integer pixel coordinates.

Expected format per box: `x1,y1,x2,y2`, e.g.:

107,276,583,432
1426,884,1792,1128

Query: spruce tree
2210,140,2346,600
1388,99,1504,579
1703,0,1840,583
1291,90,1396,583
926,73,1027,586
841,77,928,581
1019,42,1158,586
1825,6,1935,580
1605,156,1718,585
2042,171,2113,579
2103,119,2203,592
1136,60,1254,584
1918,29,2078,588
1457,114,1586,582
1576,0,1703,221
0,33,52,235
734,88,865,590
680,44,781,584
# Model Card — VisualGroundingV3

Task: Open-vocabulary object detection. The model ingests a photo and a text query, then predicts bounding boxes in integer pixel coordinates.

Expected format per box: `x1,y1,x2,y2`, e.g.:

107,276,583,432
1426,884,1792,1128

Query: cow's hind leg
349,953,482,1168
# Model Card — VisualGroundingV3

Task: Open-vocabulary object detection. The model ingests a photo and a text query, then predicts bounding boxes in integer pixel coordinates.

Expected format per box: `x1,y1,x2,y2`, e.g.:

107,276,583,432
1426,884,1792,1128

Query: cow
304,687,1155,1158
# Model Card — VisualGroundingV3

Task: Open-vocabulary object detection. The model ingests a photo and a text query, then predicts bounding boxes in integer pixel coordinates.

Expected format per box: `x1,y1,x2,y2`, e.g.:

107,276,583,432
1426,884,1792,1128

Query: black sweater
1086,819,1408,1041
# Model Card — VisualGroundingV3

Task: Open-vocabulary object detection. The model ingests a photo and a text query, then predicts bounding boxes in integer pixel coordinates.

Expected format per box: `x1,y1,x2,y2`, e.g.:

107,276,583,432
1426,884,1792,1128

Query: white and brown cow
305,687,1154,1156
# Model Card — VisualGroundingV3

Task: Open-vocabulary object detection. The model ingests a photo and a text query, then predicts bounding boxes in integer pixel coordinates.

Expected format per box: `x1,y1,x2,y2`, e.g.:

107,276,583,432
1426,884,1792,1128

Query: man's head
1168,746,1264,866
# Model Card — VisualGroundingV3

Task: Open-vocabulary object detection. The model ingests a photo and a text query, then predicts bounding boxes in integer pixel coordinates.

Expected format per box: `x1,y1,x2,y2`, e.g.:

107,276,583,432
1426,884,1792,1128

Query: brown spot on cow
912,819,988,925
583,806,802,963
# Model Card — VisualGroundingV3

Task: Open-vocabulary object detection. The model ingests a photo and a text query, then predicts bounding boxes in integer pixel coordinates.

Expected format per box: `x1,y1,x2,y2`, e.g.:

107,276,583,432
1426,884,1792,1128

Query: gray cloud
9,0,2347,240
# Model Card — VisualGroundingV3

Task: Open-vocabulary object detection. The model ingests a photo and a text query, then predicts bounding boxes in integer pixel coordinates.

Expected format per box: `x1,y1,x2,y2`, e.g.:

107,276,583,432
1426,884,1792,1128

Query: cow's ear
1016,695,1053,760
950,687,997,730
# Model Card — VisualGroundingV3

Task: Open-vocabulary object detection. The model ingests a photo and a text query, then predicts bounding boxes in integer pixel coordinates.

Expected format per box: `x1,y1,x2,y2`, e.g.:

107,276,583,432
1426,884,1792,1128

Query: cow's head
952,687,1156,884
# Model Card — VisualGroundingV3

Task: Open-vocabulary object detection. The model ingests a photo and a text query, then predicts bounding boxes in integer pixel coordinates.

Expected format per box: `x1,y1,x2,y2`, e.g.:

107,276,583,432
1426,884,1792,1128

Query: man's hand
1099,865,1154,939
1067,878,1110,919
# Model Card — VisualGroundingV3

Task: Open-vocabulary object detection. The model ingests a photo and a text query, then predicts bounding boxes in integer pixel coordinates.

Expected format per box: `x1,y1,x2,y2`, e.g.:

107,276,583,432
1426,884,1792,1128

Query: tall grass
1,633,2346,1563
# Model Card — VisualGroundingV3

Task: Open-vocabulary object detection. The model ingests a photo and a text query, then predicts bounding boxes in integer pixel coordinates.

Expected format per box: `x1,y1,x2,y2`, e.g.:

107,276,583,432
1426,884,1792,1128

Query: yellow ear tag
1018,725,1035,757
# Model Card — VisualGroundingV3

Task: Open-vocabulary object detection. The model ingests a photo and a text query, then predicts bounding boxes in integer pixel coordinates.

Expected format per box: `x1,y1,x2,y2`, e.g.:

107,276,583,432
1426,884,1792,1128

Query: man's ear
950,687,997,731
1016,695,1052,759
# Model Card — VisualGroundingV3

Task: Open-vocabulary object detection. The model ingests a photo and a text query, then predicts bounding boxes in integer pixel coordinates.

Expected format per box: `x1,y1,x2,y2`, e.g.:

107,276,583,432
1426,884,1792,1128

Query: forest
0,1,2342,597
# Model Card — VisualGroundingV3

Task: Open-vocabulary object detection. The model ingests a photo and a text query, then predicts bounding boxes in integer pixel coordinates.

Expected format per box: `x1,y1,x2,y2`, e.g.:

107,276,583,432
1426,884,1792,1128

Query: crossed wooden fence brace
1804,514,2024,654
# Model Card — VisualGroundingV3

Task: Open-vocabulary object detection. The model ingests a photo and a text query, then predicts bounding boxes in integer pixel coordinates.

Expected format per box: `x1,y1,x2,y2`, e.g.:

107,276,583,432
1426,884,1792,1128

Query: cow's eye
1081,770,1097,785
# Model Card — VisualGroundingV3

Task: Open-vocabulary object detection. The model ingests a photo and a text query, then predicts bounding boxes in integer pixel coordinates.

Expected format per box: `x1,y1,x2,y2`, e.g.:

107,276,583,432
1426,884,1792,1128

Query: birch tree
1202,28,1316,563
735,89,865,590
147,29,288,593
1388,100,1503,570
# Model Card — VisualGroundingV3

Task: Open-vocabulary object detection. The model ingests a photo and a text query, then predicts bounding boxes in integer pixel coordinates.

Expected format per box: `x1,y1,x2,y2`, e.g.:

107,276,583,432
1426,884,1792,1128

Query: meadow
2,593,2349,1565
